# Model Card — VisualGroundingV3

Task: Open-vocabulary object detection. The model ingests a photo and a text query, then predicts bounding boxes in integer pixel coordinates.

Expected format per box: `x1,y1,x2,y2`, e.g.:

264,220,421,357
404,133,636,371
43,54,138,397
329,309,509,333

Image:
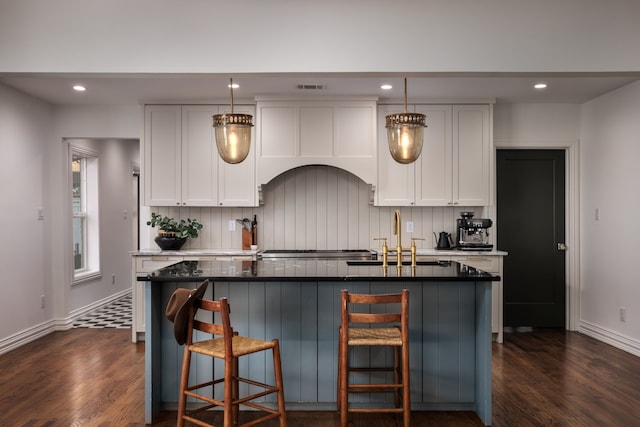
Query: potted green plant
147,212,204,250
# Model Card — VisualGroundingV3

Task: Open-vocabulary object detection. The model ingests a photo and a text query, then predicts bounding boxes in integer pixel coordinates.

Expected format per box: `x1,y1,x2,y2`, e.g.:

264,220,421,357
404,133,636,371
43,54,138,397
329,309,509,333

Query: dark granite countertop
140,259,500,282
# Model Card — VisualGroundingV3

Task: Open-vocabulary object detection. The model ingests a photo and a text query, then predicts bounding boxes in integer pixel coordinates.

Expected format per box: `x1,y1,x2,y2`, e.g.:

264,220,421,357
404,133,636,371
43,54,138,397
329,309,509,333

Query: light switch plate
228,220,236,231
406,221,414,233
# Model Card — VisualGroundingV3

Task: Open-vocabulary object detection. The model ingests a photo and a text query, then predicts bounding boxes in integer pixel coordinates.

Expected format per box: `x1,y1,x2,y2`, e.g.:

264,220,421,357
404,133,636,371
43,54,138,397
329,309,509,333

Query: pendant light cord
229,78,234,115
403,77,407,114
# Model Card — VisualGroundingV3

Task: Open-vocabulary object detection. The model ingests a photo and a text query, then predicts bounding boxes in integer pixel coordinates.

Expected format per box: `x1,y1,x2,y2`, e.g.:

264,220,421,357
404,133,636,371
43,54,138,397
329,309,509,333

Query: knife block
242,229,252,250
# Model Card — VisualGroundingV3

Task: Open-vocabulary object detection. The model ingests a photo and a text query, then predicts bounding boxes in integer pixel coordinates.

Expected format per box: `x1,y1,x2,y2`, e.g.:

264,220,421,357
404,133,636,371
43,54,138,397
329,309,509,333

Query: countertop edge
131,249,258,256
130,248,507,257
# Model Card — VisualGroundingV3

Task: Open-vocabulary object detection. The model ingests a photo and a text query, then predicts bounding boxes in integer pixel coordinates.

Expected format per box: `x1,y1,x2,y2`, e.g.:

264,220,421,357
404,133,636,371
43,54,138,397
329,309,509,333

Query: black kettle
434,231,453,250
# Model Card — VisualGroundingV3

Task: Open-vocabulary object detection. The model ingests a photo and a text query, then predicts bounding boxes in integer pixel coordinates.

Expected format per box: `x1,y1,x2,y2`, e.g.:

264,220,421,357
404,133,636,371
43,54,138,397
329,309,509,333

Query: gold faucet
394,209,402,258
375,210,422,269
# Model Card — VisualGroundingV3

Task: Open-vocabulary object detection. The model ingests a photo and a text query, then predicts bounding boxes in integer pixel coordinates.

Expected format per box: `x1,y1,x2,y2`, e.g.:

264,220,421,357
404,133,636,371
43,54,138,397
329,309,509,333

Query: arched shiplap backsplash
146,165,486,251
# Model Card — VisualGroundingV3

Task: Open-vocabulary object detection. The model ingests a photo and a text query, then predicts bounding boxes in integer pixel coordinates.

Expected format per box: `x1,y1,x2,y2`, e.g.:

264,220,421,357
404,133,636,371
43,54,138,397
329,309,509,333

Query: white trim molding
494,139,580,332
580,320,640,357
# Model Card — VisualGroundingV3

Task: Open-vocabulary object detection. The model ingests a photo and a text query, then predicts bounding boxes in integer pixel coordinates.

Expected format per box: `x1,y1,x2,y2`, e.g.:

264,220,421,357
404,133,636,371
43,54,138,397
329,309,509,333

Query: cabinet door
144,105,182,206
415,105,453,206
181,105,219,206
376,104,414,206
453,105,490,206
217,104,257,206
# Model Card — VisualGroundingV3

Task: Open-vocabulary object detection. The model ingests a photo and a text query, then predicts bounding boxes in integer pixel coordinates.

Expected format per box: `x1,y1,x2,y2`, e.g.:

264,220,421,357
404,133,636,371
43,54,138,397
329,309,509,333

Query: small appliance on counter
456,212,493,251
433,231,454,250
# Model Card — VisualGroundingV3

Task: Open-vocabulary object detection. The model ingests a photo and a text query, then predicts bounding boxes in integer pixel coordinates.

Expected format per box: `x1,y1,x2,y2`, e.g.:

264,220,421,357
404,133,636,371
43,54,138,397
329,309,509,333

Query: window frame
70,145,101,284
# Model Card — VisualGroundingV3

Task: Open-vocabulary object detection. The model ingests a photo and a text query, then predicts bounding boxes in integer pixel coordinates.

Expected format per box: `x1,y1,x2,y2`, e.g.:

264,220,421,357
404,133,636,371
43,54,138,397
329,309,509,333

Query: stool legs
177,345,191,427
171,293,286,427
273,340,287,427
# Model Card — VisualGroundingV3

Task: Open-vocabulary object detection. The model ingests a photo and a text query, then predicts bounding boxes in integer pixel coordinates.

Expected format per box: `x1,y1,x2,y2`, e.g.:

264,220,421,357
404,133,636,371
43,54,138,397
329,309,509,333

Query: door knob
557,243,567,251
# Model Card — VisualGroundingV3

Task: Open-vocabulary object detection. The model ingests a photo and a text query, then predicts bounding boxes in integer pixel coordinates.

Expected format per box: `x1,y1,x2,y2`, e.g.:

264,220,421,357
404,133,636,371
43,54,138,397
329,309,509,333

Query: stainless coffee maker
456,212,493,251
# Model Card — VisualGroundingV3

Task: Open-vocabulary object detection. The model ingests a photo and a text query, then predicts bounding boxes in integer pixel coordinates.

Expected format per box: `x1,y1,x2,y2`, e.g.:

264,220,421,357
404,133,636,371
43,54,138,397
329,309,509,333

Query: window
71,148,100,282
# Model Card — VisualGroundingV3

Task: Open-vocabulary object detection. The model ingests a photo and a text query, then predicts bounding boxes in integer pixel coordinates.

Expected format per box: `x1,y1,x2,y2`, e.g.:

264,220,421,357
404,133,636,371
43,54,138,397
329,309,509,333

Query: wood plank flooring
1,328,639,426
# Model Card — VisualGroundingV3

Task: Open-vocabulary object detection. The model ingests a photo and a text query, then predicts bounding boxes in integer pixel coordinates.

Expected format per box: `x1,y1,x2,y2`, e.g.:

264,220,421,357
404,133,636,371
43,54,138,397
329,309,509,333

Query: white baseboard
68,288,131,321
0,320,57,356
579,320,640,357
0,289,131,356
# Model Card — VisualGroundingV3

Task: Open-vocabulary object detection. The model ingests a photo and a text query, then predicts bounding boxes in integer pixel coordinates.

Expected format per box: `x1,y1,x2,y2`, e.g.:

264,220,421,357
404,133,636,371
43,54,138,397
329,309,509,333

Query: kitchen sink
261,249,375,260
345,260,449,266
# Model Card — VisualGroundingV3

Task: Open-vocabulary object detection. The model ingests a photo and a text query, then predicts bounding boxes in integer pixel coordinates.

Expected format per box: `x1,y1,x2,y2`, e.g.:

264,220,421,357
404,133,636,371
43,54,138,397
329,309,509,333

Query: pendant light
385,78,426,164
213,78,254,164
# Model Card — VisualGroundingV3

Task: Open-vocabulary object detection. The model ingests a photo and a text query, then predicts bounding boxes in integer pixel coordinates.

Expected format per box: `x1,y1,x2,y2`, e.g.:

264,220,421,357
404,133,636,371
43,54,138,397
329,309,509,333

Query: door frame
493,139,580,331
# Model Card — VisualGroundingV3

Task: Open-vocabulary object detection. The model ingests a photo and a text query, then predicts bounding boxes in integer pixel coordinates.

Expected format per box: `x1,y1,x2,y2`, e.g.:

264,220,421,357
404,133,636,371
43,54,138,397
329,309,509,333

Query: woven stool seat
348,327,402,346
191,335,277,359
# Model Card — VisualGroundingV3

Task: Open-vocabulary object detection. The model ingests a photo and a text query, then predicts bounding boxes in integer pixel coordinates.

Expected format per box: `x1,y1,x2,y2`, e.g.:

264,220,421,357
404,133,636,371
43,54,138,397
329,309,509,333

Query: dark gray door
497,149,566,328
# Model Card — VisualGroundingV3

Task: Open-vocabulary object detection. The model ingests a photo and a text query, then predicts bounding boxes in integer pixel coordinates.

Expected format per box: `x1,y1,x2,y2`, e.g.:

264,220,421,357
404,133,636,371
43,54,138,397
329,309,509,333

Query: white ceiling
1,73,639,106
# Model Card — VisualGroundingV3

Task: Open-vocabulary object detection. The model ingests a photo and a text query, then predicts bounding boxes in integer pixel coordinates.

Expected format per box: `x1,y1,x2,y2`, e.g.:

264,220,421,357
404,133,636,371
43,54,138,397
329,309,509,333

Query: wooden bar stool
166,280,287,427
337,288,410,427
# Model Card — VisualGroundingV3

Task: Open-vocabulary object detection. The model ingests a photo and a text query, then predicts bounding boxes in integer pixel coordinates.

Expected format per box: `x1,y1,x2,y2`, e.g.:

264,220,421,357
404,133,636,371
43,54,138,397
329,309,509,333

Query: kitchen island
141,259,499,425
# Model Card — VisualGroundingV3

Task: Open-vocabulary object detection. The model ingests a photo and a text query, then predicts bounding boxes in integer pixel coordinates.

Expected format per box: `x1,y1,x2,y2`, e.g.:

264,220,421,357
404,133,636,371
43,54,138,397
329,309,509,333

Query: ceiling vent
297,84,326,90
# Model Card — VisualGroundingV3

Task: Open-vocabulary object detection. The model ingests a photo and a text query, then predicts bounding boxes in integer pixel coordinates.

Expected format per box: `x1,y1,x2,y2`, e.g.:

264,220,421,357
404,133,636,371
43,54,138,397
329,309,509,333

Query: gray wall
580,80,640,351
1,0,639,74
0,85,141,352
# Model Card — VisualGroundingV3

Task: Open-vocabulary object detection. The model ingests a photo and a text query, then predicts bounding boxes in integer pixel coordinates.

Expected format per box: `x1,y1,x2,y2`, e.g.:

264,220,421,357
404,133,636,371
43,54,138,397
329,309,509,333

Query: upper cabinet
376,103,491,206
452,104,491,206
144,104,257,207
255,99,377,185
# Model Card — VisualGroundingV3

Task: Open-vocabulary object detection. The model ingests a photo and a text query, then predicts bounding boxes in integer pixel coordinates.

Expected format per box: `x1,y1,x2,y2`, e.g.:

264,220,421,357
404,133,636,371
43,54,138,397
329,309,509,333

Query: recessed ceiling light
534,83,547,89
381,84,393,90
73,85,86,92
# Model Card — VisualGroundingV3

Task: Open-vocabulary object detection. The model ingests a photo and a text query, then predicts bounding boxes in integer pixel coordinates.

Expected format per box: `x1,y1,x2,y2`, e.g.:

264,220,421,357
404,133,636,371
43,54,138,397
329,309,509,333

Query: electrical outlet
406,221,414,233
228,220,236,232
41,295,45,309
620,307,626,323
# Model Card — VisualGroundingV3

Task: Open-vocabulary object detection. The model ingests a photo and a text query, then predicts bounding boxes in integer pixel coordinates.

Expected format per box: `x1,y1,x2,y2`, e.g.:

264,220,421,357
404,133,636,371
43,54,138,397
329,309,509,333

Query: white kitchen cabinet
256,99,377,185
181,105,219,206
216,105,257,206
376,104,491,206
453,104,491,206
376,104,452,206
144,104,257,207
144,105,182,206
415,105,454,205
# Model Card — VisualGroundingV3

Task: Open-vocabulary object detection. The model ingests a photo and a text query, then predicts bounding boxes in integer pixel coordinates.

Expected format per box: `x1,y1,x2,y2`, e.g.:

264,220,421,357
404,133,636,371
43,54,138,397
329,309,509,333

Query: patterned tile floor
73,292,132,329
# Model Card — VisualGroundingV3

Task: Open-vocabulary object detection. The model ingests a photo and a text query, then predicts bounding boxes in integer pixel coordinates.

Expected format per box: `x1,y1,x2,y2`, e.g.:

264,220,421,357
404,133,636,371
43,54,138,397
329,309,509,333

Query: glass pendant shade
213,114,253,164
385,78,426,164
386,114,425,164
213,78,253,164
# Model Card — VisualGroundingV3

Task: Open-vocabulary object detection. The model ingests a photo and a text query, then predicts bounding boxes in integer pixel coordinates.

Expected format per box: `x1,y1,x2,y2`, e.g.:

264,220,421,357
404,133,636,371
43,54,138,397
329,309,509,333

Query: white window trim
70,144,101,284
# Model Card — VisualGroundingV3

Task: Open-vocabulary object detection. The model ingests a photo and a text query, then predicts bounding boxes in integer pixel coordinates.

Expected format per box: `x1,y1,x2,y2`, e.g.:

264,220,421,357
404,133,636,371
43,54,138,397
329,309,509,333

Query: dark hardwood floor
1,328,639,426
